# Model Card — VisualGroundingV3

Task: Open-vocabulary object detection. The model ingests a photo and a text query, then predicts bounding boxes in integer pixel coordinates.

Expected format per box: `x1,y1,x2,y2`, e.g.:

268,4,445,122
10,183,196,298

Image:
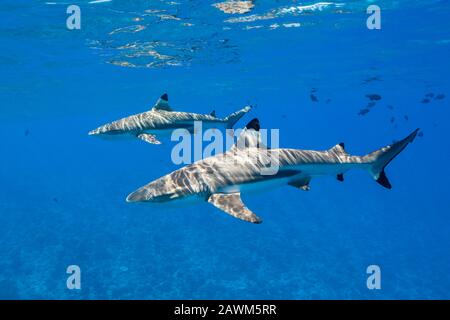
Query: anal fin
208,193,262,224
137,133,161,145
337,174,344,182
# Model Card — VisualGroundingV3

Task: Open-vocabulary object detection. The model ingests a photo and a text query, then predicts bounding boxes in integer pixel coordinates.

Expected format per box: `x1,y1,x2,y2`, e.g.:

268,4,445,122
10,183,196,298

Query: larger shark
89,93,251,144
126,119,419,223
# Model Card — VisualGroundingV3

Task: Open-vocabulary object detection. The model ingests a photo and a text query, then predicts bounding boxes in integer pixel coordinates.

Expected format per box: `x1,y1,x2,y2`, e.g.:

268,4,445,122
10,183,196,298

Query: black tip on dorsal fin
329,142,348,155
160,93,168,101
210,110,216,117
246,118,260,131
337,174,344,182
376,170,392,189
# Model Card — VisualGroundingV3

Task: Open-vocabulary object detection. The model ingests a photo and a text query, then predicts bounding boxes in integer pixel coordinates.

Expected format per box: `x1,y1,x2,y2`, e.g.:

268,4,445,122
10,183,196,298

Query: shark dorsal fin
152,93,172,111
231,118,267,151
210,110,216,117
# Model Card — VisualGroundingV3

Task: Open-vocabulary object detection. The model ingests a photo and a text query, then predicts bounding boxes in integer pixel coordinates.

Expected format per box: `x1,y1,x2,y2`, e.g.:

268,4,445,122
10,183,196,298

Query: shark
126,119,419,224
88,93,251,144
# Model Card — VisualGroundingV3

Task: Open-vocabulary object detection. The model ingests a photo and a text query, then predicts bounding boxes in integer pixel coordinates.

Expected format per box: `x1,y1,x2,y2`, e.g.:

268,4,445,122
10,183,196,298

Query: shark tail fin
363,129,420,189
224,106,252,129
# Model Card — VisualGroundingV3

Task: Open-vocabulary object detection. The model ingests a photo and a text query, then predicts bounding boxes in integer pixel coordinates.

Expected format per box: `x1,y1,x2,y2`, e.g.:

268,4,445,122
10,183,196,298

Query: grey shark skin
127,119,419,224
88,93,251,144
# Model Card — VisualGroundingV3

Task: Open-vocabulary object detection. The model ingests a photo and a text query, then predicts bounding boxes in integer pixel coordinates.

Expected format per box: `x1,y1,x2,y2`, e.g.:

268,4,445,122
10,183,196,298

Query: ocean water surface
0,0,449,299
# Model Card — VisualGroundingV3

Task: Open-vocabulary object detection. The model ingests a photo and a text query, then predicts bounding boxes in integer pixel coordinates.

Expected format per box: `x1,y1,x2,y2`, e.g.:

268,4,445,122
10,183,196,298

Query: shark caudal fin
224,106,252,129
363,129,420,189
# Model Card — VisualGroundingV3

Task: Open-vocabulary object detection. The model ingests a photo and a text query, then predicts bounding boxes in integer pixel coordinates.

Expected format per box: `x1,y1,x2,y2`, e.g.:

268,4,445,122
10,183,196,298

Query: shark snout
126,187,170,203
88,128,100,136
126,187,150,202
126,179,182,203
88,124,109,136
126,191,144,203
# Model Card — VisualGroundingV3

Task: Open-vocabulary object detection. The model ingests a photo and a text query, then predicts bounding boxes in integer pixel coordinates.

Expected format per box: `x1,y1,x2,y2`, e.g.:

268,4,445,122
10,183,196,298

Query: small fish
387,105,394,110
24,129,30,136
418,131,424,137
366,94,382,101
362,76,382,84
311,88,318,93
435,94,445,100
390,117,395,124
404,115,409,121
310,94,318,102
425,93,435,98
421,98,431,104
358,108,370,116
53,198,59,203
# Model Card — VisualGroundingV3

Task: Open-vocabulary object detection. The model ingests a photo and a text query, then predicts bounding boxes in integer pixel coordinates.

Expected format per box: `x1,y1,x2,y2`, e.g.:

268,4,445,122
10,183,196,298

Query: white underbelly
144,128,180,136
218,174,301,195
295,163,351,176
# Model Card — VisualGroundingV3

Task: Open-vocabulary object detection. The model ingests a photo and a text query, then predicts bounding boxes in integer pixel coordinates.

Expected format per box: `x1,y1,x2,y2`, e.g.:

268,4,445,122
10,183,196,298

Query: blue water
1,0,449,299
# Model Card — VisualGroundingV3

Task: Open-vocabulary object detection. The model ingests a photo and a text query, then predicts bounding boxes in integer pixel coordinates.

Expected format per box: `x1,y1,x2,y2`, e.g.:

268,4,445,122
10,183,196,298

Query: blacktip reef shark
88,93,252,144
126,119,419,224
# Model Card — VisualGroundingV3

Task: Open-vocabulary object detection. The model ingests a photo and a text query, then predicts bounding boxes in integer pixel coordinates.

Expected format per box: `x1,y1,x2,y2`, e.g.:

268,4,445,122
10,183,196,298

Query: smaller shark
88,93,251,144
126,119,419,223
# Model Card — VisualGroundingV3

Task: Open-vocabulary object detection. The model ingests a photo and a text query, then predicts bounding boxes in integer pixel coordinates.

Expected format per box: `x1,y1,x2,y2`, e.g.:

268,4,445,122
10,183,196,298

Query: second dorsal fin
329,142,348,155
152,93,172,111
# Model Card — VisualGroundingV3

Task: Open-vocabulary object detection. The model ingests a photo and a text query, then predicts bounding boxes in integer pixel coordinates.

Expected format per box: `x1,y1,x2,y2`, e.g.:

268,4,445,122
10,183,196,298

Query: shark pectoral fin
288,177,311,191
207,193,262,224
137,133,161,145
